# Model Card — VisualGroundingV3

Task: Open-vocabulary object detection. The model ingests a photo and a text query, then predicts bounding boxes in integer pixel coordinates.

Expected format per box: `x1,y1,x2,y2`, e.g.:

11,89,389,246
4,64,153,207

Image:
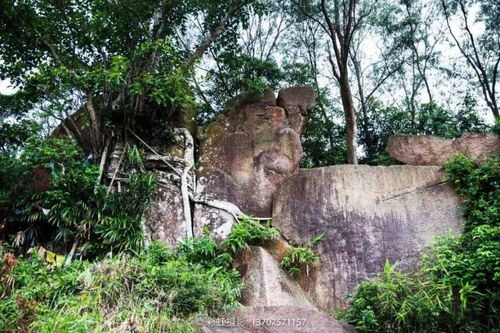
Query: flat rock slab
272,165,465,308
387,133,500,165
197,306,355,333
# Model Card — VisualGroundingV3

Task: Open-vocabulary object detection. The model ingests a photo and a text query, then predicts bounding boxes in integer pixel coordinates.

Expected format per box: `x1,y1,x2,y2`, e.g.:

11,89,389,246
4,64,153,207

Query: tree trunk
339,75,358,164
86,92,102,156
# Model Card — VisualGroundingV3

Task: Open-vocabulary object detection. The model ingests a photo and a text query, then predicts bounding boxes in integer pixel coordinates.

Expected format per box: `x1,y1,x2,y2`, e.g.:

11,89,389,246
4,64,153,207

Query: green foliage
423,226,500,327
14,137,100,245
221,217,279,253
0,154,23,206
124,144,144,170
445,154,499,230
281,247,319,277
338,260,455,332
3,136,157,256
493,117,500,136
341,154,500,332
0,241,243,332
340,227,500,333
0,92,41,154
0,0,262,156
197,52,286,124
177,237,233,269
281,232,324,277
302,101,348,167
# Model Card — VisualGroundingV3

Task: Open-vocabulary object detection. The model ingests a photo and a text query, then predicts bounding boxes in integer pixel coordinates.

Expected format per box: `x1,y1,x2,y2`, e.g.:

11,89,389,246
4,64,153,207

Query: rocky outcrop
235,246,315,309
196,244,356,332
140,129,195,247
277,86,317,133
143,172,185,248
272,165,465,308
197,306,354,333
194,87,316,238
387,133,500,165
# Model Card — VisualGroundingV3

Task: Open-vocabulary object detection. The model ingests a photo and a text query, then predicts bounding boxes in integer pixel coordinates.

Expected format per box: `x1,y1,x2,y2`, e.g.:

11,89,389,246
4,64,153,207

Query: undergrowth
0,217,280,332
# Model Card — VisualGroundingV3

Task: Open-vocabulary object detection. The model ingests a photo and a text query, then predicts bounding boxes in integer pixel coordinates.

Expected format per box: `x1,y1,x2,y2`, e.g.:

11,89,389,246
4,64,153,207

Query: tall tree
0,0,258,156
441,0,499,118
293,0,376,164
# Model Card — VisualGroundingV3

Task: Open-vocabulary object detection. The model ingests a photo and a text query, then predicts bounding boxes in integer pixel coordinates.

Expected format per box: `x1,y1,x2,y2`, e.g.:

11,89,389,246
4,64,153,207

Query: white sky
0,79,15,95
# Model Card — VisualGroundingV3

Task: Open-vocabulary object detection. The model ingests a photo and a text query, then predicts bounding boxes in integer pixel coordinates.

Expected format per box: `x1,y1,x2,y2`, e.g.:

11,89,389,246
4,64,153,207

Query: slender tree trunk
339,75,358,164
86,92,102,156
351,51,371,159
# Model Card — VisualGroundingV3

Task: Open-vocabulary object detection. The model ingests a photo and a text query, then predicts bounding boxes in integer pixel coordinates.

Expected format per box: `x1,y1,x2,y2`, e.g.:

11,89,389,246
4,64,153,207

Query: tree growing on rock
0,0,260,157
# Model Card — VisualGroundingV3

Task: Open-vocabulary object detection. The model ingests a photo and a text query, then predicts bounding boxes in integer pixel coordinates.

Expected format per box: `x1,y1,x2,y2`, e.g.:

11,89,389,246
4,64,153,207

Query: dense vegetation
0,0,499,332
0,221,280,332
1,136,157,256
339,154,500,332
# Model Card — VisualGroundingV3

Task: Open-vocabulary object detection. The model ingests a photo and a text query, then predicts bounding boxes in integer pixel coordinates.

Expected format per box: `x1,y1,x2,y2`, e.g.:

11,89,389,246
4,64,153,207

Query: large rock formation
194,87,317,237
140,130,195,248
272,165,465,308
387,133,500,166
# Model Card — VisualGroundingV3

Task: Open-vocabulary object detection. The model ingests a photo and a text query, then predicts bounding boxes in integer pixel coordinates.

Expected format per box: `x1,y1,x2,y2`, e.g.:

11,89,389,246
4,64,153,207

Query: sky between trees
0,0,498,165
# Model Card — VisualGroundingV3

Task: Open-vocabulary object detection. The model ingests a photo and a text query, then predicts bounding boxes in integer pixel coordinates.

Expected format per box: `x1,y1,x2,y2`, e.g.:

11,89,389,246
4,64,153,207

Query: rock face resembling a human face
197,87,317,217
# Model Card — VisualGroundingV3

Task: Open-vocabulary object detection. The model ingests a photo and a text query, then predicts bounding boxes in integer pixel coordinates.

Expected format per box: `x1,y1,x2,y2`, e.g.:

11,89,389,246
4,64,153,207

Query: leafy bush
221,216,279,253
92,173,157,254
13,137,101,246
1,213,286,332
338,260,453,332
340,154,500,332
0,241,243,332
176,237,233,269
3,136,157,256
281,232,324,277
340,227,500,332
445,154,499,230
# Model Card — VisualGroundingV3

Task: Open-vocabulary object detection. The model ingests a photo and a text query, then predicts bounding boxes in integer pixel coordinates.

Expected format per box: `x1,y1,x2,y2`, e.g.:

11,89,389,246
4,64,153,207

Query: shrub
0,241,243,332
4,136,158,256
338,260,453,333
221,216,279,253
176,237,233,269
281,232,324,277
445,154,499,230
340,227,500,332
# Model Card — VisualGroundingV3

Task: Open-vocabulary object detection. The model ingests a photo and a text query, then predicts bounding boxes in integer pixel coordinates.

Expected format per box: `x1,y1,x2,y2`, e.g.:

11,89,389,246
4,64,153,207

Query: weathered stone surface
225,88,277,113
277,86,317,133
194,87,316,238
387,133,500,166
143,171,185,248
142,129,195,247
273,165,465,308
197,306,355,333
234,246,315,308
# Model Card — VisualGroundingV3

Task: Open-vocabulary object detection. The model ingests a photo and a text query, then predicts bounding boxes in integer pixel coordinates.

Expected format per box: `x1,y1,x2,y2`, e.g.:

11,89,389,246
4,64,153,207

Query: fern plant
221,216,279,253
281,232,324,277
